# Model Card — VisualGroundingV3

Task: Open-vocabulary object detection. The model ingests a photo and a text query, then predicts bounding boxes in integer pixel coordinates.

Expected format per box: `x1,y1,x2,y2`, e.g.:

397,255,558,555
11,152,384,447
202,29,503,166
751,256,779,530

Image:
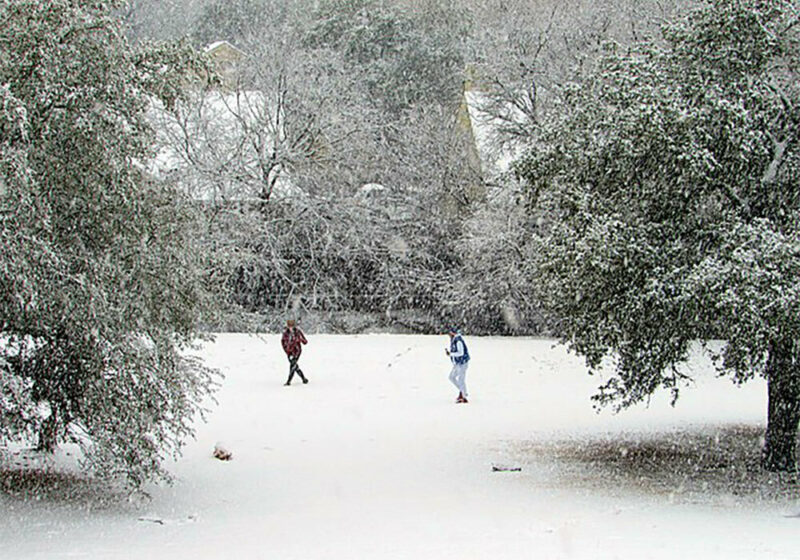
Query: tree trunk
762,338,800,472
36,406,58,454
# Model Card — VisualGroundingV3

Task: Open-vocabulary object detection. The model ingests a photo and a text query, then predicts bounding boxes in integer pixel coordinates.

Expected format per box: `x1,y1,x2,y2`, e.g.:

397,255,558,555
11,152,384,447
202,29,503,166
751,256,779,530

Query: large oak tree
0,0,219,488
517,0,800,470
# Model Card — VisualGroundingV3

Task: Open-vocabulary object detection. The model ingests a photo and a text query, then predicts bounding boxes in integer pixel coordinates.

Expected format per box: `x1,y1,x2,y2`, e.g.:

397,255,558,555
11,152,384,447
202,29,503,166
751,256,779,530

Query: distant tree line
127,0,687,335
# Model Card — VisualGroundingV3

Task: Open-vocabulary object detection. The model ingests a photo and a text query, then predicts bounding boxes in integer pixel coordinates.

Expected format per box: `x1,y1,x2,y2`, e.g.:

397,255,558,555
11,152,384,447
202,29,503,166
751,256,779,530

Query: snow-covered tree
461,0,697,156
120,0,203,43
0,0,219,488
516,0,800,471
191,0,286,50
149,0,474,328
304,0,465,116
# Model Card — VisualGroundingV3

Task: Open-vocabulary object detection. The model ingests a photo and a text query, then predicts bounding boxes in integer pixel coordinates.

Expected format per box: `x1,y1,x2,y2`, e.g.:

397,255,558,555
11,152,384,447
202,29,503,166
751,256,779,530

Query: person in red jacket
281,319,308,386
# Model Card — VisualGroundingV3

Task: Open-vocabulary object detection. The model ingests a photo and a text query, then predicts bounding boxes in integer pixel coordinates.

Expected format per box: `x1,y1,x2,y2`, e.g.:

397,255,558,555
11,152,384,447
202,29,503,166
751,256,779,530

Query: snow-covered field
2,334,799,559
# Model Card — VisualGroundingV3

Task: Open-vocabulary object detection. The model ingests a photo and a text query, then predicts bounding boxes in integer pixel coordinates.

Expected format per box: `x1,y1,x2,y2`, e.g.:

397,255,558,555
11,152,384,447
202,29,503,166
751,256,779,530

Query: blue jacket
449,334,470,365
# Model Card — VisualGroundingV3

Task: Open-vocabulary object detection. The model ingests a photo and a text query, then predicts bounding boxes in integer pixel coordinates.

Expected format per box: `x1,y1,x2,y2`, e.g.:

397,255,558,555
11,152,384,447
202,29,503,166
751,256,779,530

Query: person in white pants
445,327,471,403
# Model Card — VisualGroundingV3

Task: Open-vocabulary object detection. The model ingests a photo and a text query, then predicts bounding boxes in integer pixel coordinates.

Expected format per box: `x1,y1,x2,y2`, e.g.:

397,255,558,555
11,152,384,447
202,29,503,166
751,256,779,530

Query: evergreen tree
0,0,219,488
516,0,800,471
305,0,465,115
191,0,282,49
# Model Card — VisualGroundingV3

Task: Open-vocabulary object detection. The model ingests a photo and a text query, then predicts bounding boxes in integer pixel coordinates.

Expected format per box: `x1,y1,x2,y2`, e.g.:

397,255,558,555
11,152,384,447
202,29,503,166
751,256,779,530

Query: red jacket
281,328,307,358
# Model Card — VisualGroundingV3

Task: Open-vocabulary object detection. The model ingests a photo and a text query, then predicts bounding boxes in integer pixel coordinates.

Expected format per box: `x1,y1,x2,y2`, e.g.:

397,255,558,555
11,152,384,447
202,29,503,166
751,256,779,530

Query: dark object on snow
213,444,233,461
492,465,522,472
138,517,165,525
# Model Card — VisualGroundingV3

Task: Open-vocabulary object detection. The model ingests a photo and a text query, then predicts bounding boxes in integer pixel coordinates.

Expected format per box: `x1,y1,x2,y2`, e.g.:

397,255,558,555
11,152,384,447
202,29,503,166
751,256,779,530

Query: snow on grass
2,334,799,559
512,425,799,505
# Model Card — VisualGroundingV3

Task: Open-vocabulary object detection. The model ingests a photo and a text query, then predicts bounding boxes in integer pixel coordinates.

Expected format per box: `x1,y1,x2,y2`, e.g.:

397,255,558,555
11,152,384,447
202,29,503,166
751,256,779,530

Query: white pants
448,362,469,397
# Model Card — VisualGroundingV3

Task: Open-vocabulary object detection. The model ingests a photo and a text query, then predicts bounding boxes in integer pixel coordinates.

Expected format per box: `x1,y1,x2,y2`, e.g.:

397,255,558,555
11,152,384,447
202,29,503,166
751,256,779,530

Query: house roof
203,41,246,58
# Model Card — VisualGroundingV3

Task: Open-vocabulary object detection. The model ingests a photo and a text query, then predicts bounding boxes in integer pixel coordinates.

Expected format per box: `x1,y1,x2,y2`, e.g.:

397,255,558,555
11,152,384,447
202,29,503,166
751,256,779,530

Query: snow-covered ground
2,334,799,559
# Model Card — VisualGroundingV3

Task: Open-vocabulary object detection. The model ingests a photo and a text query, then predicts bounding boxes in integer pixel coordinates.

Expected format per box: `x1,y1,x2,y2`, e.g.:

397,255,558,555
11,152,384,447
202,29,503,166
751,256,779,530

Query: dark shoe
284,382,291,386
302,378,309,384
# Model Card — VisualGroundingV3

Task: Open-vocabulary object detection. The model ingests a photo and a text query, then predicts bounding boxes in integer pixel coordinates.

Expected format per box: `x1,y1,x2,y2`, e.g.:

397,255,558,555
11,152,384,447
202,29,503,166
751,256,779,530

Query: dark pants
286,355,307,384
